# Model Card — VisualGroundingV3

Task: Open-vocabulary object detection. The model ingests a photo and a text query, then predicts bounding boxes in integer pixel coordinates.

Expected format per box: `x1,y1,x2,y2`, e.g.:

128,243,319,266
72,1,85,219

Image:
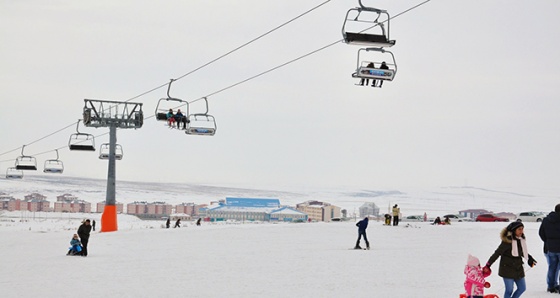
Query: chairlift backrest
14,145,37,171
15,156,38,171
185,114,217,136
6,167,23,179
69,133,96,151
352,48,397,81
342,5,395,48
44,149,64,173
68,120,96,151
99,143,123,160
44,160,64,173
155,79,189,122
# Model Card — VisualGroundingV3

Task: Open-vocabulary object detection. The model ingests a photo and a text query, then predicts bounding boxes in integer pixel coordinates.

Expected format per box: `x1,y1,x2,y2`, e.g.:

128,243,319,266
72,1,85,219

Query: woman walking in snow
484,222,537,298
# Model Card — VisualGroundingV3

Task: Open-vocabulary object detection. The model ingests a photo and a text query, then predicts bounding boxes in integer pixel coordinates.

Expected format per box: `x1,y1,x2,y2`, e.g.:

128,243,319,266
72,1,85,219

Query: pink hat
467,254,480,267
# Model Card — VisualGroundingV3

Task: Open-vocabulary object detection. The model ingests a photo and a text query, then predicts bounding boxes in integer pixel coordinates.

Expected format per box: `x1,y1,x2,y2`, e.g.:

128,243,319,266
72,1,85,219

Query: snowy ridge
1,175,559,216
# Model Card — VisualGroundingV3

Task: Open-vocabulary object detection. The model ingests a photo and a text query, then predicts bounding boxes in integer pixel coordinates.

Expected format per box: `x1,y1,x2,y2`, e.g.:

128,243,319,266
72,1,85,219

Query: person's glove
484,282,491,288
528,255,537,267
482,265,492,277
482,262,492,276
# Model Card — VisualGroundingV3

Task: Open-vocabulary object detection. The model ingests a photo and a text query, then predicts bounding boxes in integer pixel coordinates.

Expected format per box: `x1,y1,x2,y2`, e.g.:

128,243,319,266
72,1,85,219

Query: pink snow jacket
464,265,486,296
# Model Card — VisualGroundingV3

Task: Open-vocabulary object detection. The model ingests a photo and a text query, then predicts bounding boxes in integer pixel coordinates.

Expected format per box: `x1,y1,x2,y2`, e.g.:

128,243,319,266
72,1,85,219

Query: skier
196,218,201,226
354,217,370,250
166,218,170,229
174,219,181,228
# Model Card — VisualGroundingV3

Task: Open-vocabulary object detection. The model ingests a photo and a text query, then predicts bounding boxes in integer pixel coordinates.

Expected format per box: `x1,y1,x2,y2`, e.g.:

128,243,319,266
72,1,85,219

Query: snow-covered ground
0,213,551,297
1,176,558,297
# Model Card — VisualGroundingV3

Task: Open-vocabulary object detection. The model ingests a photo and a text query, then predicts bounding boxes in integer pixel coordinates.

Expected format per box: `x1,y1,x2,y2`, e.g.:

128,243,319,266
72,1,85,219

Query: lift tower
82,99,143,232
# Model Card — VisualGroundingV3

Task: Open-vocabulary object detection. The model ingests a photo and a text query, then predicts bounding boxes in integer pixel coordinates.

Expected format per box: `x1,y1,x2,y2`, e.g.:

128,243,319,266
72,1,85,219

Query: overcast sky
1,0,559,191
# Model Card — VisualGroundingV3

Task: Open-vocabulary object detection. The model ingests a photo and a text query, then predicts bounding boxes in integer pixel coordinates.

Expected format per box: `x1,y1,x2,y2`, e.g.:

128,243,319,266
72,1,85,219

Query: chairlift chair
6,167,23,179
154,79,189,126
185,114,217,136
68,120,95,151
15,145,37,171
185,97,217,136
351,47,397,82
342,1,395,48
43,149,64,174
99,143,123,160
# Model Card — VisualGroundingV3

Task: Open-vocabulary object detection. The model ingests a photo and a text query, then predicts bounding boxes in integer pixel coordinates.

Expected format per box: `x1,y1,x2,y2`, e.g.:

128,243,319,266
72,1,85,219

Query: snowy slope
0,214,550,298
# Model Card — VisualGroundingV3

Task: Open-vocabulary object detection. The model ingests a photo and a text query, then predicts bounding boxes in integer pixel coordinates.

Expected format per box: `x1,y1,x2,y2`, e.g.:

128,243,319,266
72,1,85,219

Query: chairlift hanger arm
358,0,386,13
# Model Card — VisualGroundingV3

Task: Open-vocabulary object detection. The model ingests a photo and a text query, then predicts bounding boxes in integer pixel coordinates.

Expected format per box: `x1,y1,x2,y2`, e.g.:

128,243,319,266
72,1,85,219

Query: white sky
1,0,559,191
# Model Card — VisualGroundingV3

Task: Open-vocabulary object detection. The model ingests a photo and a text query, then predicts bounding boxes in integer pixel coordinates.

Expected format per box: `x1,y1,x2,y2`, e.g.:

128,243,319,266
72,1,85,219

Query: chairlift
154,79,189,126
185,97,217,136
351,47,397,83
342,1,395,48
44,149,64,174
68,120,95,151
99,143,123,160
6,167,23,179
15,145,38,171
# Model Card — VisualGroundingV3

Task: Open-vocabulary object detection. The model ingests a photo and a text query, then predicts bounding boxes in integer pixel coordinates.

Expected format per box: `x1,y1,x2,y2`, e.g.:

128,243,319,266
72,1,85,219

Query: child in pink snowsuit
464,254,491,298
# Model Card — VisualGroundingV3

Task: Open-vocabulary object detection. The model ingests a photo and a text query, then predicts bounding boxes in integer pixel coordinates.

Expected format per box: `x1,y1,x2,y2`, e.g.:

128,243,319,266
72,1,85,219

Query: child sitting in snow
464,254,491,298
67,234,83,256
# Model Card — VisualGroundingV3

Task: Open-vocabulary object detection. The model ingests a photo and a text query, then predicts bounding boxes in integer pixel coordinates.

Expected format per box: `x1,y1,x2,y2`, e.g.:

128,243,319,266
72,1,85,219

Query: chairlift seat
99,153,123,160
156,113,167,121
185,114,216,136
344,32,395,47
99,144,123,160
185,127,216,136
44,168,63,174
15,156,37,171
15,164,37,171
69,144,96,151
352,67,395,81
6,168,23,179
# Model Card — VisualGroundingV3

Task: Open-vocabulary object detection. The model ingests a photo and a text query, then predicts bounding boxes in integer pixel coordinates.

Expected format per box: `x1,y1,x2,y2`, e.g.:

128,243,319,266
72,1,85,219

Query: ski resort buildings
358,202,380,218
203,198,308,222
1,193,341,223
296,200,341,222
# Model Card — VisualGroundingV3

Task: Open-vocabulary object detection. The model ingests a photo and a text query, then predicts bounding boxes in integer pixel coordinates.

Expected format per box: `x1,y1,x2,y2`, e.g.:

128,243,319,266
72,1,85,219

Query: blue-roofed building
204,197,307,222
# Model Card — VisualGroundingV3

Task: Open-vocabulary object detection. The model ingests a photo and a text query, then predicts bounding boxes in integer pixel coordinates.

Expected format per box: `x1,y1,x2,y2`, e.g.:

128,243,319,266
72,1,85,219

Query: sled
459,294,499,298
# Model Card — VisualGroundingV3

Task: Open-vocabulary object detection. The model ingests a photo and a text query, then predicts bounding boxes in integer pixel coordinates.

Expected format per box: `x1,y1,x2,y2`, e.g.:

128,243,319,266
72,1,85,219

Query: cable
123,0,333,103
0,0,432,160
0,122,77,158
187,0,432,104
0,1,332,159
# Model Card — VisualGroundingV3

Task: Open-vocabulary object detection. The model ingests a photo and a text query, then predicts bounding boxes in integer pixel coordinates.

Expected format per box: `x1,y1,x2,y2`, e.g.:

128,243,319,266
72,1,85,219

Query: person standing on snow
354,217,370,250
77,219,92,257
484,221,537,298
539,204,560,293
392,204,400,226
